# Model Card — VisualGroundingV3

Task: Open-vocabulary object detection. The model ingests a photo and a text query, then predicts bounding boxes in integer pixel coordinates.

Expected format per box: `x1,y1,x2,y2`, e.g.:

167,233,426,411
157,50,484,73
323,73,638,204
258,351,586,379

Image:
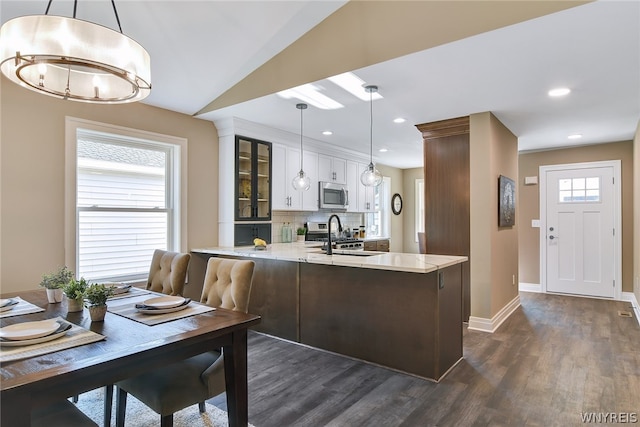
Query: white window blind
76,132,176,282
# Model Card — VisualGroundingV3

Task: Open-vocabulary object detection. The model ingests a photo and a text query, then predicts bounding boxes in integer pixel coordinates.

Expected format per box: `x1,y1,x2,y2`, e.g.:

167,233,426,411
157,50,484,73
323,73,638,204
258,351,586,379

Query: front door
542,162,619,298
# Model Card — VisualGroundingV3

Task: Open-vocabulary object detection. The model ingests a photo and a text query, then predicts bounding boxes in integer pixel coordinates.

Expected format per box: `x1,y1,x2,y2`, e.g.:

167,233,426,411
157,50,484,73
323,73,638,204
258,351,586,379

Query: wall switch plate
524,176,538,185
531,219,540,228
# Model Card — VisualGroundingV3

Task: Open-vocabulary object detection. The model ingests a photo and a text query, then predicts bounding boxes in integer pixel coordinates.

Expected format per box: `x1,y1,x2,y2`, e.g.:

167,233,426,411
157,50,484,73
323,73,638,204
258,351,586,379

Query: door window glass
558,177,600,203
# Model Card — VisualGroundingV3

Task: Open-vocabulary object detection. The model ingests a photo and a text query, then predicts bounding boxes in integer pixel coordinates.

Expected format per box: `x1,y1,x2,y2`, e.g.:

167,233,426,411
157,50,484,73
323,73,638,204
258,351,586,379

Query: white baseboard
621,292,640,327
519,282,541,293
468,294,521,333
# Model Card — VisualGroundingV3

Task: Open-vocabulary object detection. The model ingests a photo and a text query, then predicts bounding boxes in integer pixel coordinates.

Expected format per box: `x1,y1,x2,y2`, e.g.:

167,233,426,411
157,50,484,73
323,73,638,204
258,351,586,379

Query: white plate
0,319,60,341
0,324,70,347
142,296,186,309
136,303,190,315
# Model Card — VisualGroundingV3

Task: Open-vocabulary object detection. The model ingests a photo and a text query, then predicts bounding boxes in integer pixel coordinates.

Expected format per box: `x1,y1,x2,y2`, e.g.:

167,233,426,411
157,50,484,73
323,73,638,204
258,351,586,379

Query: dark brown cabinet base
189,251,464,381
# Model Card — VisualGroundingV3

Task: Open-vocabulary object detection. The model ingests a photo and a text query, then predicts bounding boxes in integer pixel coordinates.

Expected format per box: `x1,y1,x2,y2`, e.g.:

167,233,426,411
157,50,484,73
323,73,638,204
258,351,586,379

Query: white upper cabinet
272,143,319,211
345,161,360,212
357,162,375,212
318,154,346,184
301,151,319,211
272,144,301,210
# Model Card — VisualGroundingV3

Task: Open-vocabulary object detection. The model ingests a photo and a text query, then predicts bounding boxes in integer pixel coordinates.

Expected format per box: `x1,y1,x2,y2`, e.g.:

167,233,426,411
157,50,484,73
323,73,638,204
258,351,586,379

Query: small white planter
66,296,84,313
297,235,305,242
88,305,107,322
46,288,64,304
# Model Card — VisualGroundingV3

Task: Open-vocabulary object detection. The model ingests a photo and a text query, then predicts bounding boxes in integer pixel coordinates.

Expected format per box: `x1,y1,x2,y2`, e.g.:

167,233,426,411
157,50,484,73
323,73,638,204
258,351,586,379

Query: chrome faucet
326,214,342,255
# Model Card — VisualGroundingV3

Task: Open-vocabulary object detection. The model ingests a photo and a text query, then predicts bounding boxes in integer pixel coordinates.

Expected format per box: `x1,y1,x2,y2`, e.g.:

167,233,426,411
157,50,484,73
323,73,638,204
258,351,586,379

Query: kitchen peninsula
189,243,467,381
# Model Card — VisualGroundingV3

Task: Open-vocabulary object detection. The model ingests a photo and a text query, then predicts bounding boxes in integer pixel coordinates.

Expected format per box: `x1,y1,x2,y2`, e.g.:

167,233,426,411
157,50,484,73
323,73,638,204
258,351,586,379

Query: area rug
75,387,255,427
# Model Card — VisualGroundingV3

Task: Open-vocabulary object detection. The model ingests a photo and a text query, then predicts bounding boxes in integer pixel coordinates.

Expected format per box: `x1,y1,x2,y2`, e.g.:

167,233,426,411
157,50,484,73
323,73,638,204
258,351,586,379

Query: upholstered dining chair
80,249,191,426
146,249,192,296
114,257,256,427
33,399,98,427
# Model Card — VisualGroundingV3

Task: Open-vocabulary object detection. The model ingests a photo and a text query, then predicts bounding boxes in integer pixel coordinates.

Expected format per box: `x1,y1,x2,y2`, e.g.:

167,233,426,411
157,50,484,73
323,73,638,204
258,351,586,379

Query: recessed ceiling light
327,72,383,101
379,148,388,153
393,118,406,124
568,134,582,140
322,130,333,136
548,87,571,97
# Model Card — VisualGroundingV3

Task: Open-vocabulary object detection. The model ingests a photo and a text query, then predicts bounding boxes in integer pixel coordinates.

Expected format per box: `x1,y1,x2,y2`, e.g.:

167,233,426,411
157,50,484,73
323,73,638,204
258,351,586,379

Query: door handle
549,235,556,240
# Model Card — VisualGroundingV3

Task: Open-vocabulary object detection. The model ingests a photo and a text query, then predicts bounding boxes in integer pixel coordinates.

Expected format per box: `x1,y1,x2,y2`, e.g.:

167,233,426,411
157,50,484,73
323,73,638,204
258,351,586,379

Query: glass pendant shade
360,162,383,187
291,103,310,191
361,85,382,187
292,170,311,191
0,14,151,103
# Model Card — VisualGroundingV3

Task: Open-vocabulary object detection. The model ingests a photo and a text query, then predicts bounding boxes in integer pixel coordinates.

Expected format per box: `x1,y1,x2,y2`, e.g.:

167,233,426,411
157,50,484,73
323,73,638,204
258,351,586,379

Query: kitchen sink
326,250,383,257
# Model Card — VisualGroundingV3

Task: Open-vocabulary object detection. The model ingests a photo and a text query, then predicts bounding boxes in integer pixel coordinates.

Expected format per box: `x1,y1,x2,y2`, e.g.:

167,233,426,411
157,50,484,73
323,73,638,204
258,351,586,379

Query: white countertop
191,242,467,274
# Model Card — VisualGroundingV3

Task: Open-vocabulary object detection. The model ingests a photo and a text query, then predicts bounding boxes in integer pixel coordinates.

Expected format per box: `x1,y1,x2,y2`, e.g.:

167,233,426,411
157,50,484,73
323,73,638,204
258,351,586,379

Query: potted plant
62,277,88,313
296,227,306,242
39,266,73,304
84,283,114,321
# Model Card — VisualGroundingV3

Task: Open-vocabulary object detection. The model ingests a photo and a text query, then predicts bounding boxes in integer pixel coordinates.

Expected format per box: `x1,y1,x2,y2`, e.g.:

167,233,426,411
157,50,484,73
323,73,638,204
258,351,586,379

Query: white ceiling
2,1,638,169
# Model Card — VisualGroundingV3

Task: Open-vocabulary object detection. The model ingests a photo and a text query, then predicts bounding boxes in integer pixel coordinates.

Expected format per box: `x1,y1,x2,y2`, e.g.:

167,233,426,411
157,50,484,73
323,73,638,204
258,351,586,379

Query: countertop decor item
291,103,311,191
62,277,88,313
360,85,383,187
0,0,151,103
84,283,114,321
39,266,73,303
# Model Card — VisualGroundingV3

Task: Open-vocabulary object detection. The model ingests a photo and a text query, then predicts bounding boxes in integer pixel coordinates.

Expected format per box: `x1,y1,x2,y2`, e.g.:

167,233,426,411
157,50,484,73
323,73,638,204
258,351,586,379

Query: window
66,118,186,282
365,177,390,238
558,177,600,203
415,178,424,242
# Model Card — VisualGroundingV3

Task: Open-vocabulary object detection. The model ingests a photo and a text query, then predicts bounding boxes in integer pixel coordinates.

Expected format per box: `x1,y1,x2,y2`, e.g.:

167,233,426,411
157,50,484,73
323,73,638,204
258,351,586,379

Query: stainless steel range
305,221,364,250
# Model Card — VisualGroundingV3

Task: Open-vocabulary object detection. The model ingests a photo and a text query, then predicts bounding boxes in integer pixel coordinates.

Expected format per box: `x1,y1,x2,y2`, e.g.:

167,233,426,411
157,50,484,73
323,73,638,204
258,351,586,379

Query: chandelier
0,0,151,103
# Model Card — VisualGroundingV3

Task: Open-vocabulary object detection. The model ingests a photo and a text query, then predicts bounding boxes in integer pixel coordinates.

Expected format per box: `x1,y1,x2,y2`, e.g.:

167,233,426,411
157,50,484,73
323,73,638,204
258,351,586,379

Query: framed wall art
498,175,515,227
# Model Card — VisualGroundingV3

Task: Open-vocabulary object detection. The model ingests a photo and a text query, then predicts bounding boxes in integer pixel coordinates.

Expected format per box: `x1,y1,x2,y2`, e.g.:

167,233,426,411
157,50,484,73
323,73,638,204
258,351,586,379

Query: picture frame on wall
498,175,515,227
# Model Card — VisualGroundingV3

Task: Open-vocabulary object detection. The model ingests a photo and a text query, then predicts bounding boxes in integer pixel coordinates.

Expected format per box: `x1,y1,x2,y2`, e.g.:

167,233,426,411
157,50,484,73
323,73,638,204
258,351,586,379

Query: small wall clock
391,193,403,215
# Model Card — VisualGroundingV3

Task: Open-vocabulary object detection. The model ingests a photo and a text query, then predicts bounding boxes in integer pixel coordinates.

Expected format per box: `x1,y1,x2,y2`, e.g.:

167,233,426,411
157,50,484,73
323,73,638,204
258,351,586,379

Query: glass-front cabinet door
235,136,271,221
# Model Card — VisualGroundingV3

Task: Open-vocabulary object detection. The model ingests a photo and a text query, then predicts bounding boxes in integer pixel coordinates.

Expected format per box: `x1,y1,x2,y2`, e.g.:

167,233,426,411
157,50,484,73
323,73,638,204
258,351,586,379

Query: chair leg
115,386,127,427
72,395,79,403
160,414,174,427
103,385,113,427
198,402,206,413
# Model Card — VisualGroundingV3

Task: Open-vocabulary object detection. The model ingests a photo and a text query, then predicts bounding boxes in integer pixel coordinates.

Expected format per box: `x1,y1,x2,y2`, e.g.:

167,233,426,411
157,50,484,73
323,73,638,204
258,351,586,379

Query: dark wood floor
211,292,640,426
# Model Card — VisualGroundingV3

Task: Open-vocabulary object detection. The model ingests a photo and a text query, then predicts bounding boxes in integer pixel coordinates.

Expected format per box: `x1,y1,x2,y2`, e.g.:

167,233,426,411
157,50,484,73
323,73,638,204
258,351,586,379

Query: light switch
531,219,540,228
524,176,538,185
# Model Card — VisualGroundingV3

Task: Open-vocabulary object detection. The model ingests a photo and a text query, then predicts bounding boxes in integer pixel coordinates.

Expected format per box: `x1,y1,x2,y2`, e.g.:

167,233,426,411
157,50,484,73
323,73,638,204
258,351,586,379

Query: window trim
65,117,188,277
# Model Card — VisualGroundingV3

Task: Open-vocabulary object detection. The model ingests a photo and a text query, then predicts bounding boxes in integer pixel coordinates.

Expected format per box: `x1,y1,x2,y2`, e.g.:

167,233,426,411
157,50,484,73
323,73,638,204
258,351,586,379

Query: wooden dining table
0,288,260,427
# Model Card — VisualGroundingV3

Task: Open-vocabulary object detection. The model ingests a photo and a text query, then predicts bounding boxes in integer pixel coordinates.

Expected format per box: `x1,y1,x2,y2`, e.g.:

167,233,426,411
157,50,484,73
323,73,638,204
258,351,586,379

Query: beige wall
518,141,634,292
470,112,519,319
0,78,219,293
377,163,403,252
634,122,640,302
402,167,424,254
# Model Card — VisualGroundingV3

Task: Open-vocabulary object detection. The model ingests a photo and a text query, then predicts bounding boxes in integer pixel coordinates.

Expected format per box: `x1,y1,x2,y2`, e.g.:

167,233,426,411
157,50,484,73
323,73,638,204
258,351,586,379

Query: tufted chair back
146,249,191,296
200,258,255,312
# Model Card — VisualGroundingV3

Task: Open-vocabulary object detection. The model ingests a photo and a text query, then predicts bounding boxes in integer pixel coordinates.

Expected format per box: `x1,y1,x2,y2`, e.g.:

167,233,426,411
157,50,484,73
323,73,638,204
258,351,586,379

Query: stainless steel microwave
319,181,349,210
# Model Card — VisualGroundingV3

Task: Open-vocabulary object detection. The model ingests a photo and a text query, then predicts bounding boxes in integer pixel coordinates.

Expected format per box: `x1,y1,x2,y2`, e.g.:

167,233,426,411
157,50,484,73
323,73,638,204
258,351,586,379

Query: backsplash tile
272,211,364,243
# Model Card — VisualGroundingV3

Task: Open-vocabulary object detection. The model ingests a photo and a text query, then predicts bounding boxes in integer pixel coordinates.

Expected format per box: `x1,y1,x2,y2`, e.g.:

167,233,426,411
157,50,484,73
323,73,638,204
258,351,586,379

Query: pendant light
0,0,151,103
291,103,311,191
360,85,383,187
